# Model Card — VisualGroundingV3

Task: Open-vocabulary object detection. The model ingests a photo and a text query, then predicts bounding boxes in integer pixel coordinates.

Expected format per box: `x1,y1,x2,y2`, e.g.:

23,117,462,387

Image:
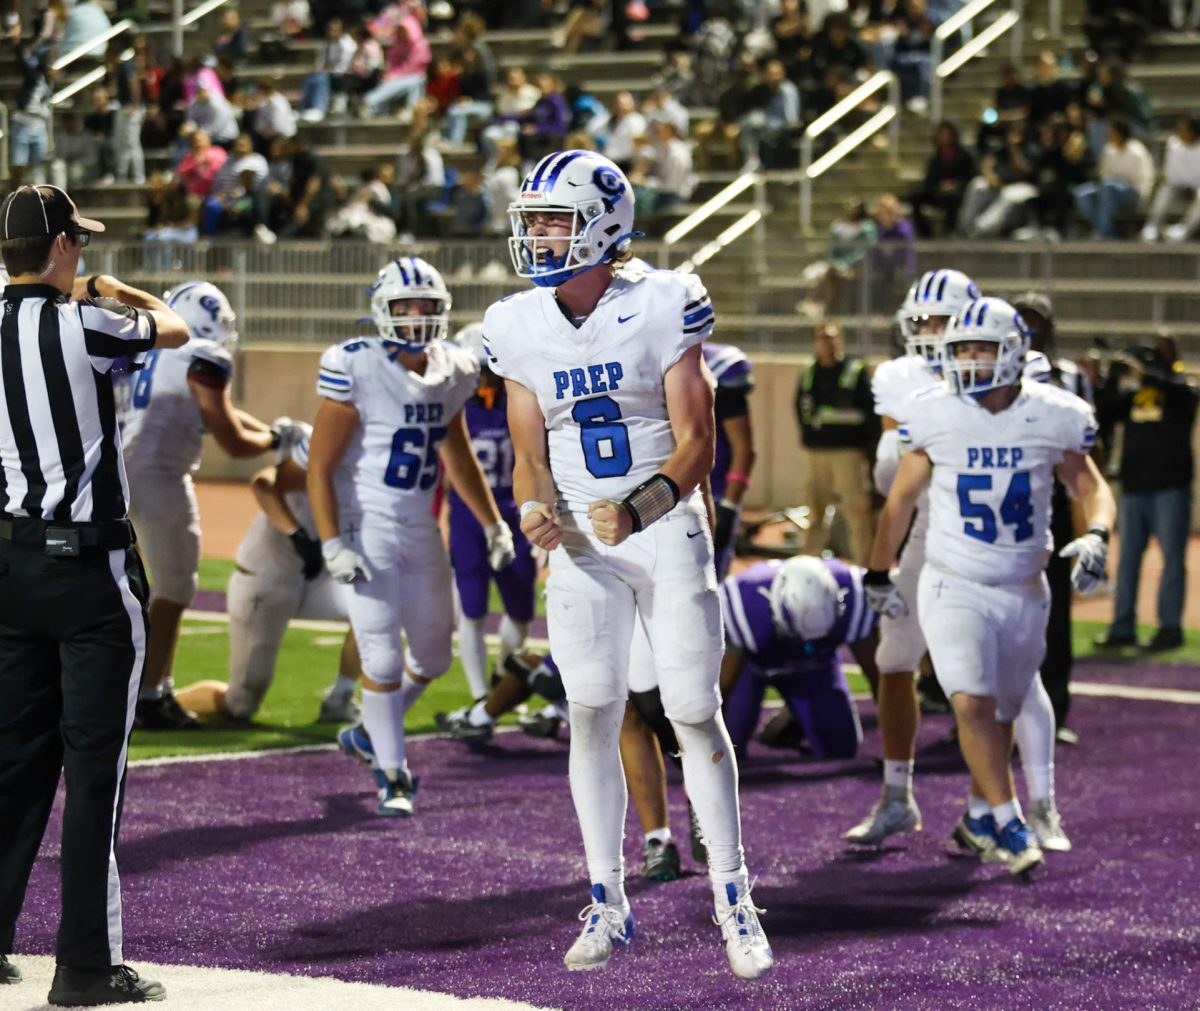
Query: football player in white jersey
848,271,1075,854
308,257,515,818
865,297,1115,875
486,149,771,979
119,281,298,730
174,424,363,724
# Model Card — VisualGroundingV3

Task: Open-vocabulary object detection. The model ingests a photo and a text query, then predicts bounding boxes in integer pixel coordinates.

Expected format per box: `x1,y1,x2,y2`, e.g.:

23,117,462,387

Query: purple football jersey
719,558,876,674
704,342,753,501
449,392,515,520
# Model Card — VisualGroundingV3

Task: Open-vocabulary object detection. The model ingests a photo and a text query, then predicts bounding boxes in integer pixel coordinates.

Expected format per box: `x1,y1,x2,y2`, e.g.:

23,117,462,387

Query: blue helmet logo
593,166,625,198
198,294,221,322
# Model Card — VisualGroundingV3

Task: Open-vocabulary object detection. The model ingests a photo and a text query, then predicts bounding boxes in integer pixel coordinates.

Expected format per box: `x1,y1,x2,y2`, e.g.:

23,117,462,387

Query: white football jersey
899,381,1097,584
118,339,233,475
872,354,939,420
316,337,478,523
483,261,714,508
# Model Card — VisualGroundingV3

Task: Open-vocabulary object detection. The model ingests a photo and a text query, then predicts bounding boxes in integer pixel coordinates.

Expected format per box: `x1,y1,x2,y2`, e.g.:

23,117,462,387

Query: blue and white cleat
337,722,375,766
714,882,773,980
951,812,1004,861
996,816,1045,875
563,884,634,971
373,766,418,818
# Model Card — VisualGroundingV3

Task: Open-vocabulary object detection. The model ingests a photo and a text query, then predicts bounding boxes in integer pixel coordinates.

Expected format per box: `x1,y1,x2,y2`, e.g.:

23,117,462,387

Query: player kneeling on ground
311,257,514,818
866,297,1114,876
175,424,363,723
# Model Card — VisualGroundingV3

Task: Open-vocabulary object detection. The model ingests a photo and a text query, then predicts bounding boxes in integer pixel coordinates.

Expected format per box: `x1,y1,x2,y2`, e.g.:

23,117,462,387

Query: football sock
497,616,528,670
1014,676,1055,805
467,699,493,726
568,699,628,903
992,799,1021,827
138,683,165,702
671,713,746,880
884,759,914,792
399,672,427,714
361,687,409,771
458,615,489,700
646,827,672,847
330,675,357,700
968,795,991,819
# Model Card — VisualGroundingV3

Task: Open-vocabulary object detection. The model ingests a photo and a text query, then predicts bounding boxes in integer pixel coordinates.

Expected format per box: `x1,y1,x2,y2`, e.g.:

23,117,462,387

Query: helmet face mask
368,256,451,351
898,269,980,370
508,150,636,288
941,297,1031,397
164,281,238,351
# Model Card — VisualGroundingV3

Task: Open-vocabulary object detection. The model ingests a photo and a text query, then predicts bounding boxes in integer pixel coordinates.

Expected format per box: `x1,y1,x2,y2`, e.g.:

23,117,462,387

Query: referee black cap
1,185,106,241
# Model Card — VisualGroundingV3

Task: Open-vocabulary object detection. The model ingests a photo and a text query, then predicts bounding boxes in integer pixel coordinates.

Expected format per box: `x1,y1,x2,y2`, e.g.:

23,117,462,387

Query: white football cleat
714,882,773,980
844,785,923,847
563,884,634,971
1027,798,1072,852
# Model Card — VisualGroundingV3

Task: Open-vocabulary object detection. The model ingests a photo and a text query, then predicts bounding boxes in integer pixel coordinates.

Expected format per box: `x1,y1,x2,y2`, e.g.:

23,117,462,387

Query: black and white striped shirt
0,284,157,523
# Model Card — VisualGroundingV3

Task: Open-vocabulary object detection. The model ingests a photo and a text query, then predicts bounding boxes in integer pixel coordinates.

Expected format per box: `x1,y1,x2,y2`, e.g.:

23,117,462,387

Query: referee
0,185,187,1005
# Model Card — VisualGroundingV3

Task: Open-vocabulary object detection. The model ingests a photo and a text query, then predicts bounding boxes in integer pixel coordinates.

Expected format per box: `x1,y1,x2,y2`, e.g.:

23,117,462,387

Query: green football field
130,557,1197,762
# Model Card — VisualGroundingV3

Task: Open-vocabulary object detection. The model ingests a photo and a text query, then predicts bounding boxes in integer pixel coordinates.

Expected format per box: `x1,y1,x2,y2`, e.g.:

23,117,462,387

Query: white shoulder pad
660,270,714,372
482,290,539,382
317,338,369,402
872,355,936,419
189,339,234,376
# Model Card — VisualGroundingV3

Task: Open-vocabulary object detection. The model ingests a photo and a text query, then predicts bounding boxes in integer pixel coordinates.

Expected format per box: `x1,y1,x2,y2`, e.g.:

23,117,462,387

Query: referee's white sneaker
563,884,634,971
714,882,774,980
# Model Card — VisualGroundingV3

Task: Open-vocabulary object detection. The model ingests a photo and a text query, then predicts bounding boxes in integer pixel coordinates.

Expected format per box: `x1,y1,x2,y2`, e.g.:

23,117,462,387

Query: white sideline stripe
1070,681,1200,705
1,955,556,1011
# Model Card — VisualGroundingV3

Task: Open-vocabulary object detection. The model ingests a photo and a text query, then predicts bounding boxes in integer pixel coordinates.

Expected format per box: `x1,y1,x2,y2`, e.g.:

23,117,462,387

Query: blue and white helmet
942,297,1031,397
508,149,637,288
368,256,452,350
454,321,487,367
768,556,841,641
898,269,980,367
165,281,238,350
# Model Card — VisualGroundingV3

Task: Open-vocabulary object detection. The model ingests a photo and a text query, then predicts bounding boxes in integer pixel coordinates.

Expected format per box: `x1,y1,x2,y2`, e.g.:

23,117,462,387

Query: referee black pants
1041,486,1075,728
0,542,149,968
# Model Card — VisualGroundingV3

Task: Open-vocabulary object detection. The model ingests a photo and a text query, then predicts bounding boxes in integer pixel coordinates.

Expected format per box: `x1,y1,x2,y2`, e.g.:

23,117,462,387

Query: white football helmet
508,149,638,287
942,296,1031,397
165,281,238,349
767,556,842,641
897,269,980,367
454,321,487,367
368,256,452,350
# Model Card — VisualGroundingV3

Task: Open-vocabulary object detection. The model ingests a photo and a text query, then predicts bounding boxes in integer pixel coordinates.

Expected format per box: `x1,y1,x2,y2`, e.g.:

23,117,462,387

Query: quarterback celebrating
308,257,514,817
866,297,1115,874
484,149,772,979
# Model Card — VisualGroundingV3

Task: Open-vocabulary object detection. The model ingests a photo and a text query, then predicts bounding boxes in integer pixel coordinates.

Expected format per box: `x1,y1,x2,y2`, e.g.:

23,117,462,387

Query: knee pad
876,613,927,673
659,677,722,727
354,634,407,686
629,688,680,757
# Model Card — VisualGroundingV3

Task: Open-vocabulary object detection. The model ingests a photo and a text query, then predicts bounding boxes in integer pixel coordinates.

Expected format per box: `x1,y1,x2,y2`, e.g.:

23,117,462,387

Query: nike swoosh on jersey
618,313,641,324
686,530,703,538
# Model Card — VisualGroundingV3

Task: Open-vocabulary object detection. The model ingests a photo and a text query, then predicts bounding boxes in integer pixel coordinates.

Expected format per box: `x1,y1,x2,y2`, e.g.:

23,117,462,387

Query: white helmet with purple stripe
768,556,841,641
368,255,452,350
508,149,637,288
898,269,980,367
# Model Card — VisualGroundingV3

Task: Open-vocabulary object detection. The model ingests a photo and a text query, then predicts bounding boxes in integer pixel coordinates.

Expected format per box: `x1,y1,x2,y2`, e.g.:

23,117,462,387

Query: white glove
485,522,516,570
321,536,372,584
864,569,907,618
1059,527,1108,593
271,416,302,465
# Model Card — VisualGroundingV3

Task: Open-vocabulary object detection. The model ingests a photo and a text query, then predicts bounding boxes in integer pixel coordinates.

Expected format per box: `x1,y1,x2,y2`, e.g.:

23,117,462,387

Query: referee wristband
621,474,680,533
519,500,546,520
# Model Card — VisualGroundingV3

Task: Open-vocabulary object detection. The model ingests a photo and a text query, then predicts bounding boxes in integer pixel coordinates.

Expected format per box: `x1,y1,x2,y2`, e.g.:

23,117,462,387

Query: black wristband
863,568,892,586
621,474,681,533
86,275,102,299
1088,525,1110,543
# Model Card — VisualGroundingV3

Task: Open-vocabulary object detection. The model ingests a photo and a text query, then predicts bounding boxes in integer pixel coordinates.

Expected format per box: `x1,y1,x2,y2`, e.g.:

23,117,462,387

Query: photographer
1095,339,1199,652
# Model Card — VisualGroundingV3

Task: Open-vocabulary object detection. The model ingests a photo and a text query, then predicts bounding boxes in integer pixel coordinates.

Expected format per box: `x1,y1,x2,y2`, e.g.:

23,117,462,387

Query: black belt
0,517,135,555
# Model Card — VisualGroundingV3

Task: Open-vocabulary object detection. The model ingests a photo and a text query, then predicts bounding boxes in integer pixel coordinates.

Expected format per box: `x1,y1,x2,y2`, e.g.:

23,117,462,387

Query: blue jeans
364,73,425,114
300,72,330,113
1073,178,1139,238
1109,487,1191,636
442,99,493,145
10,119,48,167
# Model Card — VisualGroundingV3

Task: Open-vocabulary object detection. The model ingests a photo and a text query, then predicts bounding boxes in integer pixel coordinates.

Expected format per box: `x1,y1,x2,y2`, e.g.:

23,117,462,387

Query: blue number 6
572,395,632,478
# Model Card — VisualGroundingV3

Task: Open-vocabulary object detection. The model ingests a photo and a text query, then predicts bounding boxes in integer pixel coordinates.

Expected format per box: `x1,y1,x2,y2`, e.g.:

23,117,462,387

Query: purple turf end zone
13,657,1200,1011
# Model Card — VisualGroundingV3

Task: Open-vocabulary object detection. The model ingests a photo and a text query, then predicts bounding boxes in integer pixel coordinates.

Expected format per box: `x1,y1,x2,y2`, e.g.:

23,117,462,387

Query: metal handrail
175,0,235,58
930,0,1023,124
50,18,134,72
677,210,763,275
0,102,8,181
660,170,767,274
799,70,899,235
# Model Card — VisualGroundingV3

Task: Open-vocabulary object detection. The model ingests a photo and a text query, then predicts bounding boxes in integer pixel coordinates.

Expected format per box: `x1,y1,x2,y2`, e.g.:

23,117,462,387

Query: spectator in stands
213,9,249,66
392,123,446,238
272,0,312,43
1083,0,1148,64
739,58,801,169
1072,118,1154,239
518,72,571,161
1142,116,1200,243
868,193,915,308
592,90,649,169
552,0,609,54
629,118,696,214
1095,343,1198,653
654,45,701,108
184,56,226,102
1170,0,1200,31
449,11,497,88
363,18,432,116
908,120,976,237
51,112,91,188
183,81,240,148
7,46,53,186
31,0,67,61
1030,115,1093,239
328,164,399,243
641,84,689,140
101,42,147,187
1100,61,1156,139
59,0,112,61
279,136,334,238
143,173,199,268
482,137,522,234
1029,51,1071,131
83,86,117,186
251,77,298,152
426,55,462,115
177,129,228,198
891,0,936,109
299,17,356,121
772,0,816,78
796,322,877,564
479,65,541,158
958,125,1037,237
448,167,492,237
977,61,1032,158
801,199,878,318
345,22,385,113
810,13,869,87
210,132,270,198
441,47,493,145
